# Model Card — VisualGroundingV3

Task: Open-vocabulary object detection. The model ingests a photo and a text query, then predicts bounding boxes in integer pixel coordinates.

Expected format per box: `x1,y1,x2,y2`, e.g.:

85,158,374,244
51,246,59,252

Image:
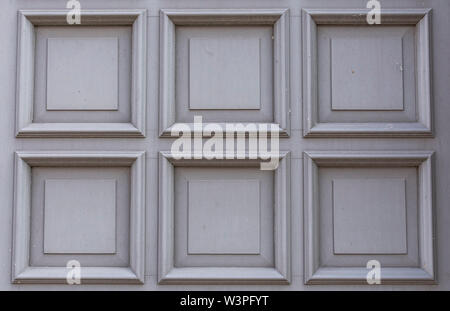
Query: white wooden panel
332,178,407,254
43,179,117,254
189,38,260,110
188,179,260,254
46,37,118,111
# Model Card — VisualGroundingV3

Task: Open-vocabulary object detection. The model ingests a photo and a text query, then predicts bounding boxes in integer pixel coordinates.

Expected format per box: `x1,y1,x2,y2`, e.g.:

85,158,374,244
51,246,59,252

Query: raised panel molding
158,152,291,284
303,151,436,285
330,36,404,111
12,151,146,284
159,9,290,137
302,9,433,137
15,10,147,137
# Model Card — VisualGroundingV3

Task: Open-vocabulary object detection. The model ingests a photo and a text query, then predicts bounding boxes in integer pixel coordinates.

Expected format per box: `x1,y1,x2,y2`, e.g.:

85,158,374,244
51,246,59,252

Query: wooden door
0,0,448,290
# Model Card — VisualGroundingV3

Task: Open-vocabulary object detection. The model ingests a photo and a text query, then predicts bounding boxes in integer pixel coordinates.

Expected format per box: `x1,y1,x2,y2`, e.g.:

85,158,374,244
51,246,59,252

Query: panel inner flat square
46,37,118,111
187,179,261,254
316,25,417,123
331,36,404,110
189,37,261,110
43,179,117,254
332,178,407,254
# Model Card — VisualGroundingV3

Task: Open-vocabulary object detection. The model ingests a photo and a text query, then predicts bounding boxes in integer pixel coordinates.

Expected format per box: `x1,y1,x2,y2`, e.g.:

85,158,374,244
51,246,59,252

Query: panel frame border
12,151,146,284
303,150,436,285
302,8,433,137
158,151,291,284
16,9,147,138
159,9,290,138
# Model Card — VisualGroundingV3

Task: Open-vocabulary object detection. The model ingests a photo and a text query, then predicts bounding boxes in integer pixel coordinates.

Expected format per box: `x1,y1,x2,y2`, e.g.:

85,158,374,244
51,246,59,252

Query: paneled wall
0,0,448,290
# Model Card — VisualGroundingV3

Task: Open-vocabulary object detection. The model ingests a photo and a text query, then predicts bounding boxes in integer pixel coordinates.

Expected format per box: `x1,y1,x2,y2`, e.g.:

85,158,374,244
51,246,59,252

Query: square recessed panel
317,26,416,123
332,178,407,254
15,10,147,137
31,166,130,267
302,9,433,137
331,37,404,111
43,179,117,254
188,179,260,254
159,152,291,284
303,151,435,284
160,10,290,137
34,26,131,123
174,166,275,268
46,37,118,111
175,26,273,123
189,38,260,110
12,151,146,284
318,167,418,267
